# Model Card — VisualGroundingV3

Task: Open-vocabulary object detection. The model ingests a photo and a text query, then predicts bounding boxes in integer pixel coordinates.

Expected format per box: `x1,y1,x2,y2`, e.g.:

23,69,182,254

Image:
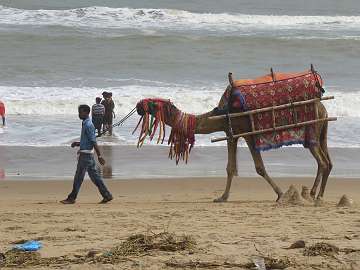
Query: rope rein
97,107,136,137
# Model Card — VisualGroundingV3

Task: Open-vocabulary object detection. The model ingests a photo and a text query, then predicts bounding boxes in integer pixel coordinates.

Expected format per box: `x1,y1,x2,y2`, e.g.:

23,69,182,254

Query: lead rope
97,107,137,137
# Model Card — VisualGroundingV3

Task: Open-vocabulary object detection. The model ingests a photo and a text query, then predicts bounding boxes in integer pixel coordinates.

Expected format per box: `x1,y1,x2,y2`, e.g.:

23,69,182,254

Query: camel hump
232,70,312,87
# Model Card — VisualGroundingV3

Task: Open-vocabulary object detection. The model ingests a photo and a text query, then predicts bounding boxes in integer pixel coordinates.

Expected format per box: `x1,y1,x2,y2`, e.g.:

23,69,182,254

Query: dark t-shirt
101,99,115,120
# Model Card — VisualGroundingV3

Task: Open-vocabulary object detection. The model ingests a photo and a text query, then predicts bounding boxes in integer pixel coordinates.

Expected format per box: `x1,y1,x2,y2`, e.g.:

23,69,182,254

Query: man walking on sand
60,105,113,204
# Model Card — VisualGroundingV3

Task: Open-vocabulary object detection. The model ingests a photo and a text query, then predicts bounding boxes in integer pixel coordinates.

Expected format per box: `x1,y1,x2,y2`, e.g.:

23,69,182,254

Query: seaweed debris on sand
0,232,196,268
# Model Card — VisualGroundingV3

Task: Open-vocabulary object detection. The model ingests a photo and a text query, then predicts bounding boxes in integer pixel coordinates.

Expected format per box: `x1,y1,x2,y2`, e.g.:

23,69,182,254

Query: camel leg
309,145,328,199
309,146,324,199
317,122,333,199
246,138,283,201
214,138,238,202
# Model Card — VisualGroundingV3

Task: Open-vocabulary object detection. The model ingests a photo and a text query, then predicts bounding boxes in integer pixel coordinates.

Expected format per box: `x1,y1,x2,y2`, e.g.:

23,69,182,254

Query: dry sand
0,177,359,269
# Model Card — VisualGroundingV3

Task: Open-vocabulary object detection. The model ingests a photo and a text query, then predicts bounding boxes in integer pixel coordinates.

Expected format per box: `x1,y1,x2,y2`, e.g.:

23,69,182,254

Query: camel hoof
315,197,325,207
213,196,228,203
276,192,284,202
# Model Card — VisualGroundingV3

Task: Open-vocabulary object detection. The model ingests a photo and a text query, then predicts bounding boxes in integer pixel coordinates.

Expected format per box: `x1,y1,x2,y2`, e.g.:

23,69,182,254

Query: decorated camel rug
219,70,324,151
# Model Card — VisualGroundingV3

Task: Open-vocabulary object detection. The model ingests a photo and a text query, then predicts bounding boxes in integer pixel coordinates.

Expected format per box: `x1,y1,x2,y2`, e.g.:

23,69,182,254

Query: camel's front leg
246,138,283,201
214,138,238,202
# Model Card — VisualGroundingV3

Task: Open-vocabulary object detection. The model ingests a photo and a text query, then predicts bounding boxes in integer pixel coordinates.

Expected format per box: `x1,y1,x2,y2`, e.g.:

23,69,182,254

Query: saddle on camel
134,65,336,202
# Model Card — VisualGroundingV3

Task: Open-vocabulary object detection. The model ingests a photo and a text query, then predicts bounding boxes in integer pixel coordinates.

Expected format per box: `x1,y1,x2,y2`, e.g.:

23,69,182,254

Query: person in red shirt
0,101,5,126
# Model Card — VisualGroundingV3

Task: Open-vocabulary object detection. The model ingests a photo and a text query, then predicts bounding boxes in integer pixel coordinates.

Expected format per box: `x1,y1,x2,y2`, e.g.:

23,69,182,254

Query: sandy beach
1,1,360,269
0,177,359,269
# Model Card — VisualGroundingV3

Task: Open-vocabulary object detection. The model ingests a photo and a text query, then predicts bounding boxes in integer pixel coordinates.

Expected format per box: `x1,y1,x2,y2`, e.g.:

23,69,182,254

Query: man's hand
98,156,106,165
93,143,105,165
71,142,80,148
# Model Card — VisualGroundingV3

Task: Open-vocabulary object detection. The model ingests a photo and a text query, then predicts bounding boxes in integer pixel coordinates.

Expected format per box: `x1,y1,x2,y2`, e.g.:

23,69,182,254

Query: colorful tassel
134,98,196,164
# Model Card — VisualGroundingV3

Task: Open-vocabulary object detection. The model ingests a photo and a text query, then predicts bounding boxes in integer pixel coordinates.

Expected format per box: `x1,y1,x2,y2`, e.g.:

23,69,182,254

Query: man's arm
85,123,106,165
94,143,105,165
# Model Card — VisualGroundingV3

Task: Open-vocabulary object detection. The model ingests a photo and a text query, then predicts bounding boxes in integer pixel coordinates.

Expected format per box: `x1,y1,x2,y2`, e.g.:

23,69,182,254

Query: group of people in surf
0,93,115,134
91,91,115,137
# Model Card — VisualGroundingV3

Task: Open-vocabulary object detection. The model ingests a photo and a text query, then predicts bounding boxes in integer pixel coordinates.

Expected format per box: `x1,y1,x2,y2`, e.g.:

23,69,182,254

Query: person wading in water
60,104,113,204
92,97,105,137
101,92,115,136
0,101,5,126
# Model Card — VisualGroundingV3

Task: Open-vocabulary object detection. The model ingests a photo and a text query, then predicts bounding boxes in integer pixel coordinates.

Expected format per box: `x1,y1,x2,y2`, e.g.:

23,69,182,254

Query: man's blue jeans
67,153,112,200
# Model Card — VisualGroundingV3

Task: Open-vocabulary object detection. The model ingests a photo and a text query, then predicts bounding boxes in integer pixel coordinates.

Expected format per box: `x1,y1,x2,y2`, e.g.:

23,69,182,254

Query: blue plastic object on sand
14,241,42,251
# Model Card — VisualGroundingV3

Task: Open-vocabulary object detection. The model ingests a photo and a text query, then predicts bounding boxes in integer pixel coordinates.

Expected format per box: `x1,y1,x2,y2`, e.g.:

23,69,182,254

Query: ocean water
0,0,359,147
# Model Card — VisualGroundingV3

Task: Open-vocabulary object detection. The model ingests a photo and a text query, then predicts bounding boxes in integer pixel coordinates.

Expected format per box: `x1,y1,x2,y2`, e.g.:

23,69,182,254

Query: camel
134,74,333,203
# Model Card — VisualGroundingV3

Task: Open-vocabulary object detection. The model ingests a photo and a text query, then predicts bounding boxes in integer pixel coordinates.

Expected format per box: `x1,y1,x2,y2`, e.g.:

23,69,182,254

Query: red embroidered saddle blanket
219,70,323,151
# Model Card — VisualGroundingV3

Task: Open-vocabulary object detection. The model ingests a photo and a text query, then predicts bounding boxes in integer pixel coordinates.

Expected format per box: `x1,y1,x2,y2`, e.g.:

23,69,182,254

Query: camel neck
195,110,225,134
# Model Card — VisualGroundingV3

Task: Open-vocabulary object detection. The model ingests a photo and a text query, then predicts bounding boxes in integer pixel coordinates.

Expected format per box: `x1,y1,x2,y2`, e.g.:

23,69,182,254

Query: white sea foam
0,6,359,34
0,83,358,147
0,84,359,118
323,90,360,118
0,84,220,115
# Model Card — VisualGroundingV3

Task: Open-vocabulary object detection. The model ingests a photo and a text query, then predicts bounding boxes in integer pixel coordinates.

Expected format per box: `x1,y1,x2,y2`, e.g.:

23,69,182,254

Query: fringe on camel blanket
133,98,196,164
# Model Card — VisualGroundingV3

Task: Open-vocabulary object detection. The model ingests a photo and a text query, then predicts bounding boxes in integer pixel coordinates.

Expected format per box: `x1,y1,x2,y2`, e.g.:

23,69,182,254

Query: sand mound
301,186,313,202
337,195,353,207
278,185,308,206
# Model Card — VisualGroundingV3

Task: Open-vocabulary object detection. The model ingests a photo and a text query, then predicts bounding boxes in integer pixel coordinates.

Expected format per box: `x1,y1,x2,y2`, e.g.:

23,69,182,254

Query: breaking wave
0,5,360,35
0,84,359,118
0,83,220,115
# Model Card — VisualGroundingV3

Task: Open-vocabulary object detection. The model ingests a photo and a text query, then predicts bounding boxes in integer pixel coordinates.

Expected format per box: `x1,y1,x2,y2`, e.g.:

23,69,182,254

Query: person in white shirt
91,97,105,136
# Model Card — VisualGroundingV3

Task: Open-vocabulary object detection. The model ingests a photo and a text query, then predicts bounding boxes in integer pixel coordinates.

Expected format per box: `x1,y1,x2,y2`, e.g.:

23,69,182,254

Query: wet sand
1,145,360,179
0,177,359,269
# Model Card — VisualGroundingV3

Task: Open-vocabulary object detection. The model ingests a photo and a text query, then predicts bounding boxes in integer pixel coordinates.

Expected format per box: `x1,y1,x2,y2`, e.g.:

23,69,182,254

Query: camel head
134,98,196,164
135,98,175,126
